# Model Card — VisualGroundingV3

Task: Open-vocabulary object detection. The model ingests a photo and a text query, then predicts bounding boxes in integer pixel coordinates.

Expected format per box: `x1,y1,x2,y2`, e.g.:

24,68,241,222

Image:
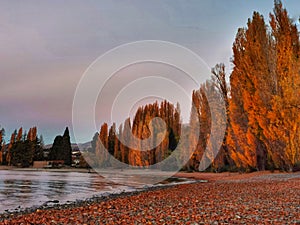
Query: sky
0,0,299,144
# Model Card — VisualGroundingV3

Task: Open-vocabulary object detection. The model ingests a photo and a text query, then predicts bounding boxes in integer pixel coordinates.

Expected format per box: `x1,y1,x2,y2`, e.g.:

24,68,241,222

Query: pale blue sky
0,0,299,144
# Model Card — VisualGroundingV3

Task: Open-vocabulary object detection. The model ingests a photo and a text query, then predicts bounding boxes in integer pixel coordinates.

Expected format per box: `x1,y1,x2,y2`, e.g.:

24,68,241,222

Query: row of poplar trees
1,1,297,171
190,0,300,172
0,127,44,167
226,1,300,171
86,100,181,169
88,1,300,172
0,127,72,167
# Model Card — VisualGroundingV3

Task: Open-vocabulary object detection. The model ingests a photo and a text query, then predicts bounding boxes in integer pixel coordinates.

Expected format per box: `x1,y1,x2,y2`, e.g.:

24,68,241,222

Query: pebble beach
1,171,299,224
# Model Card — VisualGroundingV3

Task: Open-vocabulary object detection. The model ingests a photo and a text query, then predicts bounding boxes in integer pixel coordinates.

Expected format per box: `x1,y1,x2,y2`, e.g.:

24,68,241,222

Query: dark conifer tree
48,127,72,165
62,127,72,166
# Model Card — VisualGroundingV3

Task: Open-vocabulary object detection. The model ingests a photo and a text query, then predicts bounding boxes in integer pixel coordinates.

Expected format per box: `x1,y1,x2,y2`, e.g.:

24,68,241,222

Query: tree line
0,127,72,167
88,1,300,172
0,127,43,167
188,1,300,172
224,1,300,171
0,1,299,172
85,100,181,170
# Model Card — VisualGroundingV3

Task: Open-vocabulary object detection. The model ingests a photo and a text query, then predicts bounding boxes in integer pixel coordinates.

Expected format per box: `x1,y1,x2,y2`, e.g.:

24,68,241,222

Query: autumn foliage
87,100,181,168
0,126,44,167
227,1,300,171
0,1,298,172
86,2,300,172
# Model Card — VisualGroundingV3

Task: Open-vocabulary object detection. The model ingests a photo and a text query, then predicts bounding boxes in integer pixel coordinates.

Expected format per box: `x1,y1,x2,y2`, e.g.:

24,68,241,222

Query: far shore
0,165,95,173
0,165,298,180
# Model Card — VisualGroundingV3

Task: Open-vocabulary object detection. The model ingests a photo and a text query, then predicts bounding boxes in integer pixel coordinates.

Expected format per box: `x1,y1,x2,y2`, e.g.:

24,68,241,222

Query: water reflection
0,170,125,213
46,180,68,198
1,180,34,196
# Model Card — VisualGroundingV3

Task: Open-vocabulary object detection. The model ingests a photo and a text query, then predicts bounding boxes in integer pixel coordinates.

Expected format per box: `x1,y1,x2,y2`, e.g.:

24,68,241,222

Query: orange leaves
226,1,300,171
94,100,181,168
2,173,300,224
27,127,37,142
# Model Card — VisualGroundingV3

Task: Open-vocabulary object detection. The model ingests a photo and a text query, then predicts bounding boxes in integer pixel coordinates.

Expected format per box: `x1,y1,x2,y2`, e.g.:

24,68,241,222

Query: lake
0,170,133,213
0,169,193,213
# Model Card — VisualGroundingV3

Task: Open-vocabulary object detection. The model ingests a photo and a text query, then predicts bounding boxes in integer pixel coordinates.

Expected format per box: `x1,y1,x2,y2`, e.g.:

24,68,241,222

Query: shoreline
0,177,203,221
0,171,299,223
174,170,287,182
0,166,292,177
0,166,96,173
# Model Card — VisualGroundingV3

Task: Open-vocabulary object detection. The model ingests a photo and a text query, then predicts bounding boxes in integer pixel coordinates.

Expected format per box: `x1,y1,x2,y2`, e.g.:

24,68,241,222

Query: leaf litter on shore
1,172,300,224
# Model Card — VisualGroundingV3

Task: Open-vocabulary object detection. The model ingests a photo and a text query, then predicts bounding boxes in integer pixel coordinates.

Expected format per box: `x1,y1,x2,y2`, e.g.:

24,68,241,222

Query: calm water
0,170,132,213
